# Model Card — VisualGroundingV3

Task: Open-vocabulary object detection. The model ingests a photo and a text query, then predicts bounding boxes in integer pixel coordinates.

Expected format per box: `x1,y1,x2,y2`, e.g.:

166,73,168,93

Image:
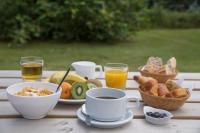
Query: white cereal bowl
6,82,61,119
144,106,173,125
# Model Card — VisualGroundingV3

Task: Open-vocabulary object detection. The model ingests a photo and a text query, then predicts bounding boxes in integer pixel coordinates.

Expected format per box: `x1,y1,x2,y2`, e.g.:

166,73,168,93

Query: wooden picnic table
1,70,200,133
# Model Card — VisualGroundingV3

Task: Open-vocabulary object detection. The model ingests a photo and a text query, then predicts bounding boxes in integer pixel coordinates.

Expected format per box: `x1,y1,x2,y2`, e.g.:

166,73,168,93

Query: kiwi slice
71,82,88,99
87,79,102,87
87,83,97,90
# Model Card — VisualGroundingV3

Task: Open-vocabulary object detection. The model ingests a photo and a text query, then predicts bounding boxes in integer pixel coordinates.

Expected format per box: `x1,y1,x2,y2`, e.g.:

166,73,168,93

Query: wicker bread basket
139,88,190,111
139,66,177,83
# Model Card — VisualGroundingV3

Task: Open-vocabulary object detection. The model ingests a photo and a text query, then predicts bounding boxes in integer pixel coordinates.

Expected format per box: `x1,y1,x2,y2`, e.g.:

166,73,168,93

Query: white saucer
76,106,134,128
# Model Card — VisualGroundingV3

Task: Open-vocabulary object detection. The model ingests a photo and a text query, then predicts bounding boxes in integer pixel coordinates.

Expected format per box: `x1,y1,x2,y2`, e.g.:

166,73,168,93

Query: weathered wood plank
1,101,200,119
0,78,198,89
1,89,200,103
0,70,55,78
0,118,200,133
1,70,200,80
0,78,22,88
0,89,7,101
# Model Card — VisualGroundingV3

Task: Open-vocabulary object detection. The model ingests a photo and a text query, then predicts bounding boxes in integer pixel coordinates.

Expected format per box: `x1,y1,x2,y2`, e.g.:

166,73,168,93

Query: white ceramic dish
59,99,85,104
143,106,173,125
72,61,102,79
6,82,61,119
77,106,133,128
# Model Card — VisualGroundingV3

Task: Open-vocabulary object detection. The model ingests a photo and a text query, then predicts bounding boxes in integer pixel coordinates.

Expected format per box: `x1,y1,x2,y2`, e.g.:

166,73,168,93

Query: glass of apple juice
20,56,43,81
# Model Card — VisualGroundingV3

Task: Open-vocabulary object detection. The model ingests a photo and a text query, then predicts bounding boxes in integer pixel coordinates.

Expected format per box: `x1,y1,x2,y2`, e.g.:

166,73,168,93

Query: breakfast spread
15,87,53,96
6,58,193,128
134,75,188,98
141,57,177,75
47,71,102,100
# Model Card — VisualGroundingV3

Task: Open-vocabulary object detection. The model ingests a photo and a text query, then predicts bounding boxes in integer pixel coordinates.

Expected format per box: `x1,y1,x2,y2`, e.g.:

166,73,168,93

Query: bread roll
170,88,188,98
165,93,173,98
166,80,180,91
158,84,170,96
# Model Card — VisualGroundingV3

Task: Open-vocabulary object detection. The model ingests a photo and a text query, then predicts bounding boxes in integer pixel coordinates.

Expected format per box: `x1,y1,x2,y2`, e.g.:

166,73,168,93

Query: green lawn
0,29,200,72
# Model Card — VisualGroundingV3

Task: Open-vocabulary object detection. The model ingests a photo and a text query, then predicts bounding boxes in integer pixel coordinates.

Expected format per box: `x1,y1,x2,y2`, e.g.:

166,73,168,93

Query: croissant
139,85,145,91
134,75,158,96
134,75,188,98
134,75,147,84
144,80,157,90
149,85,158,96
134,76,157,85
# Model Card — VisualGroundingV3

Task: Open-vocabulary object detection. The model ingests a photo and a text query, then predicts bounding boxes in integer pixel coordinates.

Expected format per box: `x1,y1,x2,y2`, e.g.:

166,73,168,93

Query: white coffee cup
72,61,102,79
85,88,139,122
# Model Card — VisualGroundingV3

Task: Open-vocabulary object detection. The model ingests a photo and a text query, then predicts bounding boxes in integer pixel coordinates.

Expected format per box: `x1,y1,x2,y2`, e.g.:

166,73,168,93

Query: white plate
77,106,134,128
59,99,85,104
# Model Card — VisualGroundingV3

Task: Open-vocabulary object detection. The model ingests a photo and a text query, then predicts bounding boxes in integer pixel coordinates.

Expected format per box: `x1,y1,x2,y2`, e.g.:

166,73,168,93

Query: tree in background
146,0,200,11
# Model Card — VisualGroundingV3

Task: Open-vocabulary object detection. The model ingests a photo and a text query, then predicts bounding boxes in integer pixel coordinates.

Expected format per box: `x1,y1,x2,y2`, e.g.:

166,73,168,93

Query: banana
66,73,87,83
49,71,86,84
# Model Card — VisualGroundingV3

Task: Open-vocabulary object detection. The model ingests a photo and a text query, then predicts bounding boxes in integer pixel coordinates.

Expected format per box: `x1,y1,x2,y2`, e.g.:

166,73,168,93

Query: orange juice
105,70,128,89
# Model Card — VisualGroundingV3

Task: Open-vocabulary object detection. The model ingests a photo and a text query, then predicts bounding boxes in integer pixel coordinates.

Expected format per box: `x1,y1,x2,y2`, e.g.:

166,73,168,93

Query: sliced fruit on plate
71,82,88,99
49,71,87,84
87,83,97,89
60,82,72,99
87,79,102,87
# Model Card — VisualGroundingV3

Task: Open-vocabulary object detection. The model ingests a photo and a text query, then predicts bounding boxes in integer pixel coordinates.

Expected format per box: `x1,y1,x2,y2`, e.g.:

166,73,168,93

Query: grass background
0,29,200,72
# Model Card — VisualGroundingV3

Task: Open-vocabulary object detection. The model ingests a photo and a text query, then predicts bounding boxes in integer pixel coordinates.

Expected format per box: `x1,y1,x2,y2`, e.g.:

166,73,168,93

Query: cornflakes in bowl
6,82,61,119
15,87,53,96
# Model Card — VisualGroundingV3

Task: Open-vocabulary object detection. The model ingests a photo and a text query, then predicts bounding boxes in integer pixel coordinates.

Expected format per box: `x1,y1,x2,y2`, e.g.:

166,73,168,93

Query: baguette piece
143,57,163,73
167,57,176,74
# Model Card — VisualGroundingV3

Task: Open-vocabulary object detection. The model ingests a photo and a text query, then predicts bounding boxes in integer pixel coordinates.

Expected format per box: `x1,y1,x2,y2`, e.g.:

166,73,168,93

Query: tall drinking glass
104,63,128,89
20,56,43,81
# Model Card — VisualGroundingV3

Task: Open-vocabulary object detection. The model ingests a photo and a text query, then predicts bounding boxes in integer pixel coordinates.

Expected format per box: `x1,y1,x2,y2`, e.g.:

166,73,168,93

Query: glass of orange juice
104,63,128,89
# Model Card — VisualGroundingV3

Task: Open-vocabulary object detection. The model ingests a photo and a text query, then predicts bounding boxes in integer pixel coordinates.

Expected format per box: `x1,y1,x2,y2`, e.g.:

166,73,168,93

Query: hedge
0,0,139,46
137,7,200,29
